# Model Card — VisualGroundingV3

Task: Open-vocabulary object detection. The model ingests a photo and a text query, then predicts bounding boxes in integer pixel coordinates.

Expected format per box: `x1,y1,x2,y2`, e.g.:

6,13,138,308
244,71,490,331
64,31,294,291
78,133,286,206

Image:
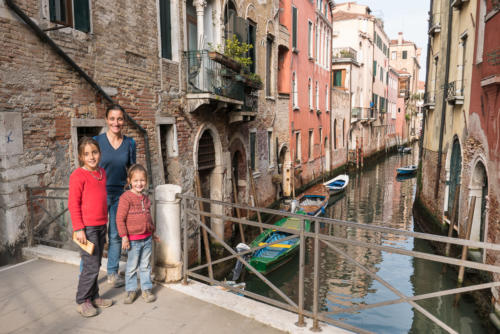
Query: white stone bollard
154,184,182,282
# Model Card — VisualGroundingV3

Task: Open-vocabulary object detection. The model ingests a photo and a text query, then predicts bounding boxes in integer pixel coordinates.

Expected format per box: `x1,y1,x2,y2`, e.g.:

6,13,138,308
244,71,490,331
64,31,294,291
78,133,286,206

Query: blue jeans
125,236,153,292
107,193,122,275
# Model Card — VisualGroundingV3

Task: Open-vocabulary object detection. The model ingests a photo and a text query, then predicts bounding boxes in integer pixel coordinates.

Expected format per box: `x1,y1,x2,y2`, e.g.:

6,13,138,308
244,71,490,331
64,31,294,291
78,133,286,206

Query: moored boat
323,174,349,194
248,212,311,275
396,165,417,175
296,184,330,216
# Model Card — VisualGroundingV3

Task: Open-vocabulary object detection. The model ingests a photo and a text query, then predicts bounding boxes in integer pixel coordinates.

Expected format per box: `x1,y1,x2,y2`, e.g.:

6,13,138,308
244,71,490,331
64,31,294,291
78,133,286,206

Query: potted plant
208,35,253,73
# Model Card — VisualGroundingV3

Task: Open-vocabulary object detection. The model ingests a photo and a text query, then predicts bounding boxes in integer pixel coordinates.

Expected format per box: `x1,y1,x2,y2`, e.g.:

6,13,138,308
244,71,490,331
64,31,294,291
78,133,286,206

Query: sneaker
142,289,156,303
92,297,113,308
107,273,125,288
124,291,137,304
77,299,97,317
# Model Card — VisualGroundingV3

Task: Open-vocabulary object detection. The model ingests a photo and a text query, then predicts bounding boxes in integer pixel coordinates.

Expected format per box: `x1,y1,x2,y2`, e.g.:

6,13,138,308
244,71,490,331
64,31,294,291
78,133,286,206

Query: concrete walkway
0,246,352,334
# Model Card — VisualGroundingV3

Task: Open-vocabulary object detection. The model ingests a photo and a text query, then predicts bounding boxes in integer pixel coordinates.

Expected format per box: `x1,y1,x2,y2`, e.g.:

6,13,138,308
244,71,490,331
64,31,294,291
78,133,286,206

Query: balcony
332,47,358,64
446,81,464,105
423,92,436,109
399,89,410,99
451,0,469,9
351,107,372,123
428,13,441,35
184,50,260,123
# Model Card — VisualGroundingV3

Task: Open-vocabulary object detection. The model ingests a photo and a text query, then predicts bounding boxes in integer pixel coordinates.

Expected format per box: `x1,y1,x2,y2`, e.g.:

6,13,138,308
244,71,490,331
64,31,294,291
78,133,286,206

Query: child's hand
153,234,160,242
75,230,87,244
122,236,130,250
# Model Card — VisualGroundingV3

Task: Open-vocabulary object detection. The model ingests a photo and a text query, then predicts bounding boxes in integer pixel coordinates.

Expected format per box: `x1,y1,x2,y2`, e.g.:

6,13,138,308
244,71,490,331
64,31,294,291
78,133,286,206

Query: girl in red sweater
116,164,158,304
68,137,113,317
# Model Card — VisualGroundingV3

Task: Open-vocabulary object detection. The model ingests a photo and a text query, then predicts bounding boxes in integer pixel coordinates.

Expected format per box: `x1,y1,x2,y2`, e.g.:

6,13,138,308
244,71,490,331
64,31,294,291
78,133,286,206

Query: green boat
248,212,311,275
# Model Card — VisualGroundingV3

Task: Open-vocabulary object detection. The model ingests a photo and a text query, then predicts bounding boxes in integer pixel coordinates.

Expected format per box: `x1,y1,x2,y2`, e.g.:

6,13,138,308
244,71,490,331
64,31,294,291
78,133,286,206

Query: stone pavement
1,247,352,334
0,258,284,334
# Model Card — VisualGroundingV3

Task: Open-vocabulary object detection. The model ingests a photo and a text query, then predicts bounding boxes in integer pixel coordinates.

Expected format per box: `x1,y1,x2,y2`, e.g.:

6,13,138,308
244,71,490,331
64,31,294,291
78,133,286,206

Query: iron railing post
296,218,306,327
311,219,321,332
182,197,188,285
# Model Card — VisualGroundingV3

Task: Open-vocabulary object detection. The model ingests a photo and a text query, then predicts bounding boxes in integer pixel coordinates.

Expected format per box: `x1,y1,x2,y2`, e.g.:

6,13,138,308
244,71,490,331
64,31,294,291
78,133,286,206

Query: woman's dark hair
126,164,148,189
77,137,101,167
105,104,125,118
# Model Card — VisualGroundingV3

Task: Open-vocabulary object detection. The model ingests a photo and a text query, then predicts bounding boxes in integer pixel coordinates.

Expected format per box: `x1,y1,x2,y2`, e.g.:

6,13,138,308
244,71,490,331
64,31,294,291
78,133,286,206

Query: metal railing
351,107,362,119
27,186,73,248
446,80,464,101
428,12,441,34
179,193,500,334
184,50,245,102
332,47,357,62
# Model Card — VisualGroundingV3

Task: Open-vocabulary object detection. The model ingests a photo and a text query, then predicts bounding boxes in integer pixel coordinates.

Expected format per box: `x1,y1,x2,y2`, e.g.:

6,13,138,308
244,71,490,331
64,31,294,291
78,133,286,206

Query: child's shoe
77,299,97,317
92,297,113,308
107,273,125,288
142,289,156,303
124,291,137,304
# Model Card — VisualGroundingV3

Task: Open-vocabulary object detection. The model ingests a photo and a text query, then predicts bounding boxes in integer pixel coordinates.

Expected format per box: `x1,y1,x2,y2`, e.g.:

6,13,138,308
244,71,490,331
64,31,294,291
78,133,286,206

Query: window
315,81,319,110
308,130,313,160
342,120,345,147
292,7,298,50
295,131,301,163
402,51,408,59
333,119,337,149
159,0,172,59
308,21,313,58
391,51,396,60
373,60,377,77
292,72,298,108
250,132,256,170
315,24,319,61
325,85,329,111
266,35,273,96
247,20,256,73
333,70,342,87
380,68,383,82
267,131,273,164
308,78,313,109
49,0,90,32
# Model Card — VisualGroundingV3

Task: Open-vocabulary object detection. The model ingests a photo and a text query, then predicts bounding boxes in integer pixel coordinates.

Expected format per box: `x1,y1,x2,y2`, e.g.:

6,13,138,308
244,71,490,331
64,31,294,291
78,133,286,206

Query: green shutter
74,0,90,32
334,71,342,86
160,0,172,59
373,61,377,77
49,0,56,21
292,7,297,49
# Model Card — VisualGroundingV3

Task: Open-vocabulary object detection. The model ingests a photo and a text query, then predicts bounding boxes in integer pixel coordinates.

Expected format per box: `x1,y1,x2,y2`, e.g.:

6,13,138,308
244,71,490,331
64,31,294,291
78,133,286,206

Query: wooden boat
248,213,311,275
398,146,412,154
296,184,330,216
323,174,349,194
396,165,417,175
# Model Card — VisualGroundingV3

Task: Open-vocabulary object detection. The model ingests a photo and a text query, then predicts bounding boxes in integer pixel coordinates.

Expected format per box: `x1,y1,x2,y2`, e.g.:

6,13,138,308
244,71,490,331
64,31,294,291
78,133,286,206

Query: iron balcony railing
428,13,441,35
351,107,362,119
446,80,464,103
184,50,245,102
332,47,357,62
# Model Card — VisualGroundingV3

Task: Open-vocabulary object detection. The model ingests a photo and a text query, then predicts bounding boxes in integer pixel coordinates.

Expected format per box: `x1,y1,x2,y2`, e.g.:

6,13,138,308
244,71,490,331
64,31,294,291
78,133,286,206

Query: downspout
434,1,453,199
418,0,434,179
6,0,153,184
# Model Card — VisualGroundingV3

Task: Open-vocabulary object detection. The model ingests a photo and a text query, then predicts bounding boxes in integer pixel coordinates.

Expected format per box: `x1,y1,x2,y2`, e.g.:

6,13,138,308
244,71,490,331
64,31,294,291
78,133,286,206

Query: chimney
398,32,403,45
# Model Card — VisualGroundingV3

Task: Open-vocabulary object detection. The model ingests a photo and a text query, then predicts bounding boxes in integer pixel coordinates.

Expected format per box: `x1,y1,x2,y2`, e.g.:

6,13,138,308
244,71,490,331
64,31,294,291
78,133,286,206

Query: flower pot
208,51,241,72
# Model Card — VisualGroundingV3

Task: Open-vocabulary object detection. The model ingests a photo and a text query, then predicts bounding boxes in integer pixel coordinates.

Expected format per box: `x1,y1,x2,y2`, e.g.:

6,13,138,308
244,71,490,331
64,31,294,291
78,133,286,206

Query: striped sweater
116,190,155,238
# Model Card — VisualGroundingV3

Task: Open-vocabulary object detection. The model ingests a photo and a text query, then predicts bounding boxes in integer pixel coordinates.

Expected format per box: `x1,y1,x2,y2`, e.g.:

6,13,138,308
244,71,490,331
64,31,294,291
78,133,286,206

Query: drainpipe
6,0,153,184
434,1,453,199
418,0,434,178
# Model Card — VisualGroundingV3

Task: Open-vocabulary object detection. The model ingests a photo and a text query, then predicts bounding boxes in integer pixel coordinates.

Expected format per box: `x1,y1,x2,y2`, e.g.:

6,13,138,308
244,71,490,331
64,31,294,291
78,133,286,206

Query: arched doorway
470,160,488,258
229,136,247,207
278,145,292,197
194,125,224,240
447,138,462,215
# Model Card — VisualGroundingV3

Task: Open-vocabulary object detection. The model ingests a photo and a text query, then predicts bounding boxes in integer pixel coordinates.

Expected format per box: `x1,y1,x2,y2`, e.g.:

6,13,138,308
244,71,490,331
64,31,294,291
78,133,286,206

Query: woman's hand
75,230,87,244
122,236,130,250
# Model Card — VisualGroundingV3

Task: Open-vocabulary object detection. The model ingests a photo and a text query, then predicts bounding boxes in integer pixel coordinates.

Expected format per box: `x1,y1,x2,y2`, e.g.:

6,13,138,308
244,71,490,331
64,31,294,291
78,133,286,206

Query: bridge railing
178,193,500,334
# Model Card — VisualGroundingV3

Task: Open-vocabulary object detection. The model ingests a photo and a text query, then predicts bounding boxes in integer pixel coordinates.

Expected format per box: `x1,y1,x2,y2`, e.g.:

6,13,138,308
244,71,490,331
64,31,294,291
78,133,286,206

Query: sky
343,0,431,80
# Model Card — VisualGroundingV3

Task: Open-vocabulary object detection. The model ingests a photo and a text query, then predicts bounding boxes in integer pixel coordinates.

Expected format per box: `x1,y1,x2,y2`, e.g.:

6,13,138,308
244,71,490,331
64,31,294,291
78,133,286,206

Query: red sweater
116,191,155,238
68,167,108,231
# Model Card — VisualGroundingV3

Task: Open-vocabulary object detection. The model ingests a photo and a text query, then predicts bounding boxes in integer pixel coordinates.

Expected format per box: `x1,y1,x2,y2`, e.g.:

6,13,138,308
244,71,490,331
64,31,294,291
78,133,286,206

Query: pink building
282,0,333,186
387,67,399,148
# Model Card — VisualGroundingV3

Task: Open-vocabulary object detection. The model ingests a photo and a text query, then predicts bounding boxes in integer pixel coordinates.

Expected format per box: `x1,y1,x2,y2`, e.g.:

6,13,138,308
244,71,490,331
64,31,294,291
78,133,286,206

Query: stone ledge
0,163,46,182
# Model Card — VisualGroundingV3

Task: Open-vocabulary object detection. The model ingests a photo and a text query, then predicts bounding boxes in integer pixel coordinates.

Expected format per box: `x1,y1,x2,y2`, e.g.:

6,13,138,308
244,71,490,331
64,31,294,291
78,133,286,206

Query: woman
94,104,136,287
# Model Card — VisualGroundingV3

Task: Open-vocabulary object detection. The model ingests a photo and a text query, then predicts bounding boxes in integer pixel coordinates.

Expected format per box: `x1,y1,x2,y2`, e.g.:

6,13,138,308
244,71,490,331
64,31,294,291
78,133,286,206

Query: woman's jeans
107,192,123,275
125,236,153,292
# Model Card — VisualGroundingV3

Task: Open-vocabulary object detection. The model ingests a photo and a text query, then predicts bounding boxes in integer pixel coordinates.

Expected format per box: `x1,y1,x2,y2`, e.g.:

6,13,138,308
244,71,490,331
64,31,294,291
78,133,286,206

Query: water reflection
246,146,487,333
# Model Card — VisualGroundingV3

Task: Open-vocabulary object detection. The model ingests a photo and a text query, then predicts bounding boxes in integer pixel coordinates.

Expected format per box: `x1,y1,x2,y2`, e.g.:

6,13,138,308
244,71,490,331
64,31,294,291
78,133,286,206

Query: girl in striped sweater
116,164,159,304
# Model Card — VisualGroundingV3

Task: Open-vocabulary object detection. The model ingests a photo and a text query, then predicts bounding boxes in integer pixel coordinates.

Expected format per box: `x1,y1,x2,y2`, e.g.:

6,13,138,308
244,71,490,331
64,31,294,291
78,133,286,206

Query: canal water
245,147,488,333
